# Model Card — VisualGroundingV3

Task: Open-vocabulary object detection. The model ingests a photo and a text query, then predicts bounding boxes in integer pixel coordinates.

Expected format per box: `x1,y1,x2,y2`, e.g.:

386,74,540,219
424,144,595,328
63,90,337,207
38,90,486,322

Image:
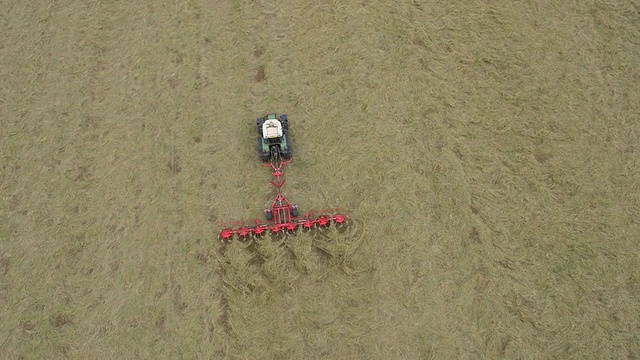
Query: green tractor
256,113,292,162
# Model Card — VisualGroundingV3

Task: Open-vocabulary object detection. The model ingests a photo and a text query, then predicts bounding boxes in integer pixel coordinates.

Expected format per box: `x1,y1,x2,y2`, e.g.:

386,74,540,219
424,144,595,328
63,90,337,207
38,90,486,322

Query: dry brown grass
2,0,639,358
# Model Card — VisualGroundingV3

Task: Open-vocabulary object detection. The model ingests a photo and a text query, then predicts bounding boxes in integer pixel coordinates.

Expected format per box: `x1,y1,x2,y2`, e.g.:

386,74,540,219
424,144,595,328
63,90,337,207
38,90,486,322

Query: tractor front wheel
256,117,265,136
279,114,289,131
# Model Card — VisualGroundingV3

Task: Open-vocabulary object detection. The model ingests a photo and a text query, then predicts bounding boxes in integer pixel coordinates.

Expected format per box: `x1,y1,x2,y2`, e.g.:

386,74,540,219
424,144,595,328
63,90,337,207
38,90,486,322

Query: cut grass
1,0,639,358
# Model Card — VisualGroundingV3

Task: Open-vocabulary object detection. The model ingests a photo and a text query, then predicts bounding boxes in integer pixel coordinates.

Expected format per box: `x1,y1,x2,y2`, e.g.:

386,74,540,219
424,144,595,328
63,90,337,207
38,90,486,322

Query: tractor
215,113,350,242
256,114,292,162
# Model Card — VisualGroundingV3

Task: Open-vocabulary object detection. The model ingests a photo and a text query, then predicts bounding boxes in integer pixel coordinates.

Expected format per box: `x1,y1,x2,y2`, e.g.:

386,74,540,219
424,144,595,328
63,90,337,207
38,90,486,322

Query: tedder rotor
215,113,350,242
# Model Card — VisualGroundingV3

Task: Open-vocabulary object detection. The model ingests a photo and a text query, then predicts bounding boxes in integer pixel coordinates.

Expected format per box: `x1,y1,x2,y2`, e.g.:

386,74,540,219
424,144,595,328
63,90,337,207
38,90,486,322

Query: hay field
2,0,639,358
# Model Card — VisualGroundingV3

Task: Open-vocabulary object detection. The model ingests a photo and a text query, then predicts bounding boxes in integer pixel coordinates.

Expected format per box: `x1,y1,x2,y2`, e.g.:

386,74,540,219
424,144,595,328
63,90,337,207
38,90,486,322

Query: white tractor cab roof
263,119,283,139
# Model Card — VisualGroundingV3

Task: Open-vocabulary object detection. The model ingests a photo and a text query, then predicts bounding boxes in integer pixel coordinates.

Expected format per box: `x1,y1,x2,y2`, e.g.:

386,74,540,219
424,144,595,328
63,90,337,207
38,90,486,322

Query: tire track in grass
214,243,232,337
194,0,241,348
239,0,299,110
139,0,236,349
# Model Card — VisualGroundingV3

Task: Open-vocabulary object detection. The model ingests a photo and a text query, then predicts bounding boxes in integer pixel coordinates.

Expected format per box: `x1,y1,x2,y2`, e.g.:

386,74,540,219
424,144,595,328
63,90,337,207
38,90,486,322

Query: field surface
2,0,639,359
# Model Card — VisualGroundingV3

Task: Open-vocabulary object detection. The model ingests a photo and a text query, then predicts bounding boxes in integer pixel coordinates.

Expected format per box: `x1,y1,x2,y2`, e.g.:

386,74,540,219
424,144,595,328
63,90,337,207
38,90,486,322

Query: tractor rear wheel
258,138,269,162
283,135,292,159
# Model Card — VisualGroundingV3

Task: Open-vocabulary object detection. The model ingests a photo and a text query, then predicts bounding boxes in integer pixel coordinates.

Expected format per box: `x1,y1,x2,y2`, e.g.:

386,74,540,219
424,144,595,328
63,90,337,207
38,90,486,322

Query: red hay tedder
215,113,351,242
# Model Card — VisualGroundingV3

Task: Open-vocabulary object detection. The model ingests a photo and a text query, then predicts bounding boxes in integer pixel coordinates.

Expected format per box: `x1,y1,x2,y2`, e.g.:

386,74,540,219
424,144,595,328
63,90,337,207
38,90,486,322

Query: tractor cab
262,119,283,139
